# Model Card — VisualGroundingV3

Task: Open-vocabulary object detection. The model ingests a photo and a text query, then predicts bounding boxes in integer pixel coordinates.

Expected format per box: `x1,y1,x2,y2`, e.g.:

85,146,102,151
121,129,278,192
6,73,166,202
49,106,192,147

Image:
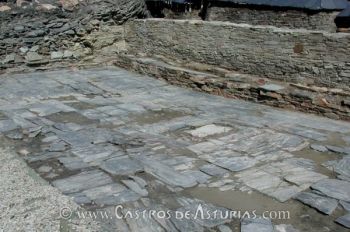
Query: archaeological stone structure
1,0,350,231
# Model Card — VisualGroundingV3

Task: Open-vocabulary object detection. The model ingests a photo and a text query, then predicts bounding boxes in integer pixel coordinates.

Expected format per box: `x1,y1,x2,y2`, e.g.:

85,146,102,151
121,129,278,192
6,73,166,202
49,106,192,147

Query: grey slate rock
335,214,350,228
94,189,140,205
199,164,228,177
326,145,350,155
101,156,143,175
210,156,257,172
241,218,274,232
138,157,197,188
260,84,284,92
122,179,148,196
0,120,18,132
25,52,43,62
310,144,328,153
52,170,113,194
295,192,338,215
49,140,68,152
334,156,350,179
340,201,350,212
311,179,350,202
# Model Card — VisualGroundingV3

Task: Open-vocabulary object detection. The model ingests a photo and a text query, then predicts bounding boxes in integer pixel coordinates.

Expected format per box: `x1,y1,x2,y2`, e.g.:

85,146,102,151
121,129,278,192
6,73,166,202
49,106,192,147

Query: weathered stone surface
335,214,350,229
199,164,228,177
139,157,197,188
100,156,143,175
284,171,327,189
209,156,257,172
50,51,64,60
295,192,338,215
187,124,231,138
334,156,350,179
121,179,148,196
241,218,274,232
340,201,350,212
0,120,18,132
310,144,328,153
94,189,140,205
311,179,350,202
82,183,126,200
52,170,113,194
275,224,299,232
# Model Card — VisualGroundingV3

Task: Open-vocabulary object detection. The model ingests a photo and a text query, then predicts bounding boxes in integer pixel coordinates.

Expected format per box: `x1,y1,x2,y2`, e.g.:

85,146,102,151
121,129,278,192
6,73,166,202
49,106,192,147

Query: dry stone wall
207,7,339,32
125,19,350,89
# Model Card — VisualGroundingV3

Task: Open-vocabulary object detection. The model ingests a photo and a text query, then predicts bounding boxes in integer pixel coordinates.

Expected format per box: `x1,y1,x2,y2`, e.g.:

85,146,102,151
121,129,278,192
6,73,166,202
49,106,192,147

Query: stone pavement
0,67,350,231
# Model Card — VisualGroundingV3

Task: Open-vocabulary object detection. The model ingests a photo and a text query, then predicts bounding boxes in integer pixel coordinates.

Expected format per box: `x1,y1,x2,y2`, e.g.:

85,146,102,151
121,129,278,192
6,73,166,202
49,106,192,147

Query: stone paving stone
311,179,350,202
52,170,113,194
121,179,148,197
335,214,350,228
29,100,75,116
100,156,143,175
241,218,274,232
94,189,140,205
3,68,350,230
295,192,338,215
123,208,166,232
182,170,211,184
310,144,328,152
208,156,257,172
326,145,350,155
218,225,233,232
199,164,229,177
0,120,18,132
82,183,126,200
275,224,299,232
187,124,232,138
284,171,328,189
52,122,83,131
71,144,114,163
139,157,198,188
57,156,91,170
48,140,69,152
340,201,350,212
236,168,301,202
333,156,350,179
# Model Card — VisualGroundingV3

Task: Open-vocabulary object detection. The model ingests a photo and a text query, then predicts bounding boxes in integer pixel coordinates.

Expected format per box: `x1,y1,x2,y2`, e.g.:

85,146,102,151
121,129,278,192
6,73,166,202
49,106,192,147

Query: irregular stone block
210,156,257,172
241,218,274,232
83,183,126,200
335,214,350,228
311,179,350,201
101,156,143,175
52,170,113,194
187,124,231,138
199,164,228,177
138,157,197,188
295,192,338,215
122,179,148,197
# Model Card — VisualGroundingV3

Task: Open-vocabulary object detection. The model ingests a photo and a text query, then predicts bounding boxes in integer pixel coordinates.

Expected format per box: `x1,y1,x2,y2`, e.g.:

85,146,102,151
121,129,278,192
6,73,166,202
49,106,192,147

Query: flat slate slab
295,192,338,215
335,214,350,228
52,170,113,194
311,179,350,202
100,156,143,175
139,157,198,188
187,124,231,138
210,156,257,172
241,218,274,232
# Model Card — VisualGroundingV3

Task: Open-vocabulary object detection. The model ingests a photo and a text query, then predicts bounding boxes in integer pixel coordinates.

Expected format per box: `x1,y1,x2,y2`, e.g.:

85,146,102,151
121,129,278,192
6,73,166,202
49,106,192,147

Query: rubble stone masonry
125,19,350,89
